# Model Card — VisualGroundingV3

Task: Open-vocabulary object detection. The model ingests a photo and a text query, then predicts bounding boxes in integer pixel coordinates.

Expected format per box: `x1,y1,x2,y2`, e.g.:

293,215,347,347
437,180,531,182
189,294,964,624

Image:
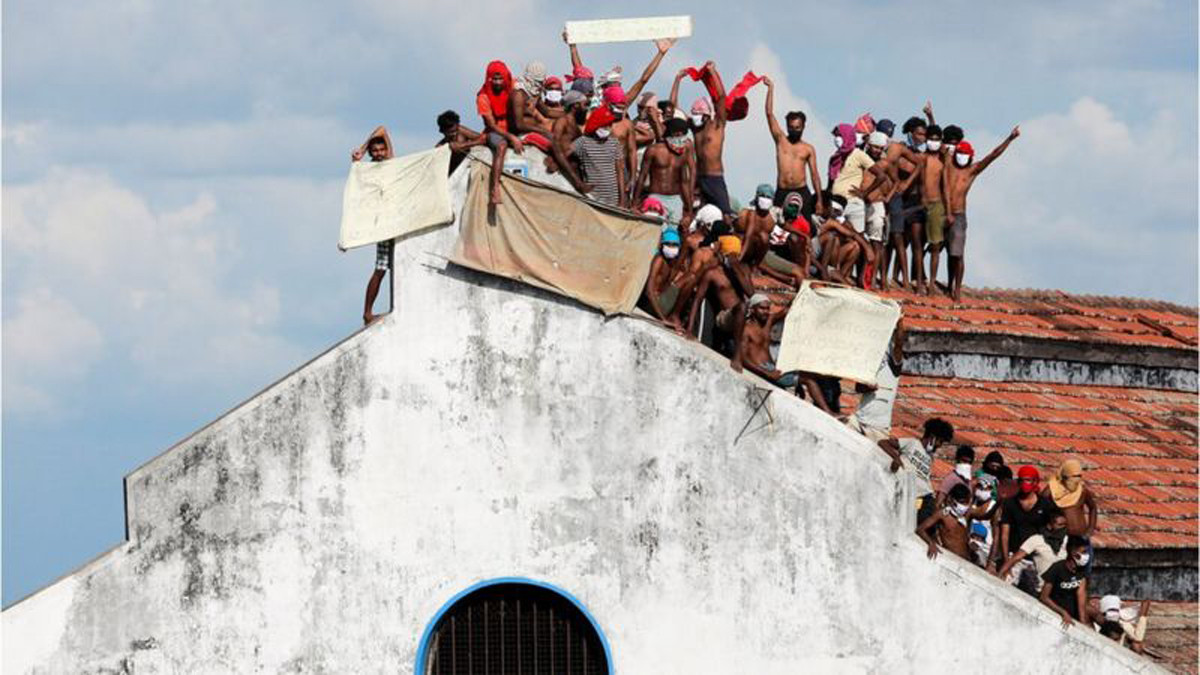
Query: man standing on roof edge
685,62,735,226
943,126,1020,301
351,125,395,325
763,76,823,220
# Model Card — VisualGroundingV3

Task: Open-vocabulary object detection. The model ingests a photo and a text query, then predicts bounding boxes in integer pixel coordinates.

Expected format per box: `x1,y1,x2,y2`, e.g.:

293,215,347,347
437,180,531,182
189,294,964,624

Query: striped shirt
571,135,622,206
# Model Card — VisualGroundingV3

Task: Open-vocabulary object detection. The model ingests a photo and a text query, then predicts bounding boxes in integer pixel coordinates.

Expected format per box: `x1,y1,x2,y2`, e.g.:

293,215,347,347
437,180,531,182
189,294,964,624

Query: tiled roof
882,376,1197,549
879,287,1198,349
1142,600,1199,675
749,278,1198,550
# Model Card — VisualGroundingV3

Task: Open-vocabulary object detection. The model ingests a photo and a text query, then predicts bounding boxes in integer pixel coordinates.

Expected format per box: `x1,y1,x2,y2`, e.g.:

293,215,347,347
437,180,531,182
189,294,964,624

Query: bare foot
490,186,502,205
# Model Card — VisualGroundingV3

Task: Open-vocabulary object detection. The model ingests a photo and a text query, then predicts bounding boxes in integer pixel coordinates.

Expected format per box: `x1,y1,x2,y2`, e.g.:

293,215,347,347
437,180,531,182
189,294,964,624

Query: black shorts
774,185,816,221
699,174,734,217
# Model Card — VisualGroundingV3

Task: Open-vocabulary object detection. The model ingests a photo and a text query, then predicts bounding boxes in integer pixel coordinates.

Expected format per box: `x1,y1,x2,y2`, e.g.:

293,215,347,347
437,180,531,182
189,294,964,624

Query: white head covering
868,131,888,148
1099,595,1122,614
695,204,723,226
748,293,770,308
516,61,547,97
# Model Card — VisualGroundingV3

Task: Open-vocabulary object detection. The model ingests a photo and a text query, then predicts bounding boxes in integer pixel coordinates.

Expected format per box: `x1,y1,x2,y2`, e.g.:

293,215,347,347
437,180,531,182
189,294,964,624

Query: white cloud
2,168,308,417
2,289,105,416
967,97,1197,300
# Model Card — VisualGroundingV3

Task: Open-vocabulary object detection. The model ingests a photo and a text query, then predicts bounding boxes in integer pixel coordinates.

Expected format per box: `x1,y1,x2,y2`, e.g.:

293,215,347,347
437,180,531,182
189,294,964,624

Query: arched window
416,578,611,675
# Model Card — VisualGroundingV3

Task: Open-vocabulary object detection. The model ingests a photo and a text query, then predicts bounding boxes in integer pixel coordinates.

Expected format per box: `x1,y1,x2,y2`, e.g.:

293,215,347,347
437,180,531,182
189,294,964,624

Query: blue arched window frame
414,576,614,675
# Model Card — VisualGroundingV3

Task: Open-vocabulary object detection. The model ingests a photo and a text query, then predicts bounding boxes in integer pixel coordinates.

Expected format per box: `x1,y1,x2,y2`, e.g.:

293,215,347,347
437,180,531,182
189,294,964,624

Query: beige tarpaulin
450,160,660,316
775,281,902,385
338,145,453,251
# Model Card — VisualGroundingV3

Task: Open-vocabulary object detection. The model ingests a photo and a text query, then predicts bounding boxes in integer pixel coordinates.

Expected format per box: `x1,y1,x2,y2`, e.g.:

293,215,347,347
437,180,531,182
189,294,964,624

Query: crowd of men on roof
346,34,1164,654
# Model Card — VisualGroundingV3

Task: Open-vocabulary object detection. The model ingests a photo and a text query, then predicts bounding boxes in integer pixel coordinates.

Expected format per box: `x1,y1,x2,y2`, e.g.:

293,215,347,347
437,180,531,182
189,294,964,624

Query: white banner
338,145,453,251
775,282,902,385
564,16,693,44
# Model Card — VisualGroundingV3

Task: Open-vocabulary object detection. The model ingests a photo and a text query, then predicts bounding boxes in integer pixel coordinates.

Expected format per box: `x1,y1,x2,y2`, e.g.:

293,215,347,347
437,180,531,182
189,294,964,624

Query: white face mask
855,132,864,146
662,244,680,259
955,463,972,480
595,127,611,139
975,488,992,502
955,153,971,167
1104,609,1121,622
951,502,969,517
691,114,705,127
833,135,844,149
755,196,772,210
1074,552,1090,566
926,140,942,152
544,90,563,104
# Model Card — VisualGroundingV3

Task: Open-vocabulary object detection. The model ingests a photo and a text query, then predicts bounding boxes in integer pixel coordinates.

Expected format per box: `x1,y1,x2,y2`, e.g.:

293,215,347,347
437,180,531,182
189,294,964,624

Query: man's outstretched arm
670,69,687,111
352,125,393,161
974,126,1020,174
923,100,936,126
764,76,782,140
705,61,728,125
563,30,584,69
626,39,675,101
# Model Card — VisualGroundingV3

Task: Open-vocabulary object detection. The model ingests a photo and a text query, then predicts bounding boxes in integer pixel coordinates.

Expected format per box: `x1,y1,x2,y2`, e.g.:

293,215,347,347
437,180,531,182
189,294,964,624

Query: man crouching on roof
738,294,833,413
351,125,394,325
644,228,702,336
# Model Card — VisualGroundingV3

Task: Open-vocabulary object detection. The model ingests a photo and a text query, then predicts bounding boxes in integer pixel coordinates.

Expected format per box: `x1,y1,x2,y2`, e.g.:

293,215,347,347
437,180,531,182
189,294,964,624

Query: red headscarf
584,106,616,135
854,113,876,135
478,61,513,124
1017,465,1041,493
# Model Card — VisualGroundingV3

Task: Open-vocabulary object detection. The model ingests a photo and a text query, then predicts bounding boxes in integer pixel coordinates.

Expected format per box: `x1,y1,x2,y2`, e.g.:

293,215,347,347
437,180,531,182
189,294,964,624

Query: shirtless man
764,77,823,219
879,118,927,290
817,194,875,286
917,483,973,561
676,62,733,222
548,91,591,193
739,296,833,411
632,118,696,227
919,124,948,295
435,111,485,176
943,127,1019,301
684,235,747,370
536,76,566,121
510,61,554,137
740,184,805,287
1042,459,1098,539
351,126,395,325
644,228,702,335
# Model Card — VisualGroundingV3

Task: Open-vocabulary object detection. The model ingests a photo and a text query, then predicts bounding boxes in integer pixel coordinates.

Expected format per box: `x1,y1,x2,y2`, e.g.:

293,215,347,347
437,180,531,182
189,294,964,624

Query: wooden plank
564,16,692,45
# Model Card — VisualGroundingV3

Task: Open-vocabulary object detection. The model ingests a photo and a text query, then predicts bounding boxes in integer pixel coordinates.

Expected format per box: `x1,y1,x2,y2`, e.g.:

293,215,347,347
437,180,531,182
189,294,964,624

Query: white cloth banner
776,282,902,386
564,16,692,44
338,145,453,251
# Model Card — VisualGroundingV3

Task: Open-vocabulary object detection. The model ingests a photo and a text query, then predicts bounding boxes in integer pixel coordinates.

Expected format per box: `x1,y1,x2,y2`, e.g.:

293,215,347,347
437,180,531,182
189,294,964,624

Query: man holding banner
350,126,395,325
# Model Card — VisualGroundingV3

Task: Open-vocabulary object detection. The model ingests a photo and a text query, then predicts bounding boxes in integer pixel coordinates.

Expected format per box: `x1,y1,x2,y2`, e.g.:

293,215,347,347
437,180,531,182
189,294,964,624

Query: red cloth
583,107,616,135
725,71,765,121
477,61,513,131
789,215,811,237
683,66,763,122
565,65,593,82
854,113,875,135
522,132,551,152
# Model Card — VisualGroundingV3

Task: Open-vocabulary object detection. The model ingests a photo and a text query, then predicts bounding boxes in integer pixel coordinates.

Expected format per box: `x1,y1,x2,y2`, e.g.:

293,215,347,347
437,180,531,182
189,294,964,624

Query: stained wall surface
2,156,1164,674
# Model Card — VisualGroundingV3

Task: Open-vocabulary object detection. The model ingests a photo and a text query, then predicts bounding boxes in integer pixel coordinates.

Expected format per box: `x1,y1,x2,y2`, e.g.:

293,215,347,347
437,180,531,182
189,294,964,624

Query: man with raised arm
764,76,823,220
685,62,734,220
632,118,696,228
350,126,394,325
943,127,1020,301
919,124,947,296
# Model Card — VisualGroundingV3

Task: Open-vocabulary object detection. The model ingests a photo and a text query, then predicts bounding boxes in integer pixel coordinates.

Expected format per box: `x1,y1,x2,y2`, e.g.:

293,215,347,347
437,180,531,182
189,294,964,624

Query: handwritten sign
565,16,693,45
775,282,901,385
338,145,453,251
450,161,659,315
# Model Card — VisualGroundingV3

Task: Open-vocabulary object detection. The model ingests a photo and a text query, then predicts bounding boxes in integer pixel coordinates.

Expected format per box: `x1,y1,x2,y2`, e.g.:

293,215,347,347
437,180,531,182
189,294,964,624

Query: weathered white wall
3,159,1163,674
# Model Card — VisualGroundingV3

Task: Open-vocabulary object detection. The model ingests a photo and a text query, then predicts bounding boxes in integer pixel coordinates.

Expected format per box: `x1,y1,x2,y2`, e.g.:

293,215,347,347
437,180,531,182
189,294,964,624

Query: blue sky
3,0,1197,605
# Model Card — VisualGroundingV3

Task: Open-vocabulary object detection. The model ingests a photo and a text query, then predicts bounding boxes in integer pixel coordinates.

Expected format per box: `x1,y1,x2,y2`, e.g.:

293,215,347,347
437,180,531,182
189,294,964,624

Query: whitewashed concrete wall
2,158,1164,674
